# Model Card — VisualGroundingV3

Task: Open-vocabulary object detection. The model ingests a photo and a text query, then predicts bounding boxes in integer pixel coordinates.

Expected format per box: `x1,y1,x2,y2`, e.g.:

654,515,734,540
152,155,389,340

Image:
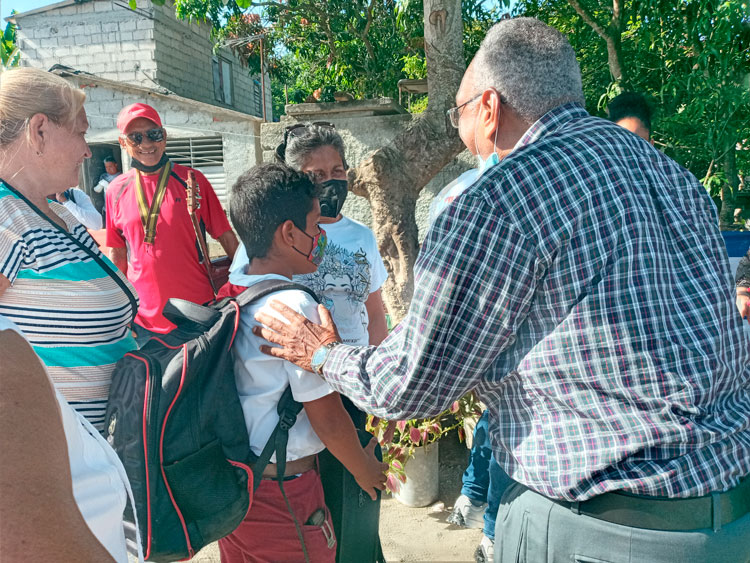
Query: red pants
219,469,337,563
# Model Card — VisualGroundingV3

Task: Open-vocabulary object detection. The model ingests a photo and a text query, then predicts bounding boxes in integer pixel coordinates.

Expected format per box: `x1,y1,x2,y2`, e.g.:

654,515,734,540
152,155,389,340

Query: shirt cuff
322,343,361,380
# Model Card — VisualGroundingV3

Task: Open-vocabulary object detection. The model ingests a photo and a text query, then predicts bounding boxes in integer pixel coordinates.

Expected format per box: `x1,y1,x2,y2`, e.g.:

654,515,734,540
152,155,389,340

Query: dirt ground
186,430,481,563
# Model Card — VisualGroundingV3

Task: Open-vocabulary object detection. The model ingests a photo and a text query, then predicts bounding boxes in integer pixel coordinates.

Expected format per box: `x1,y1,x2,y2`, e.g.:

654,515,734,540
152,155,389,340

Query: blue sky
2,0,53,21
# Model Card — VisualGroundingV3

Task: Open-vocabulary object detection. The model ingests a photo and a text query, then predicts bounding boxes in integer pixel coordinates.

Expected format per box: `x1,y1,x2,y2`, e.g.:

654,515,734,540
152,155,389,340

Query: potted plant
367,392,483,507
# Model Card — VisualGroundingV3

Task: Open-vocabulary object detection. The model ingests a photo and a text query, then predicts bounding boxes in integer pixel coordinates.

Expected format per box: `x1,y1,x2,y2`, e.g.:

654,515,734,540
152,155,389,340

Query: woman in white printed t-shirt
0,315,142,563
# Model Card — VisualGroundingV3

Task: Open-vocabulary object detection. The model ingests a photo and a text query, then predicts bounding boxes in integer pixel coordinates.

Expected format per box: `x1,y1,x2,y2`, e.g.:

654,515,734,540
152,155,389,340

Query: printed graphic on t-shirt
297,242,372,344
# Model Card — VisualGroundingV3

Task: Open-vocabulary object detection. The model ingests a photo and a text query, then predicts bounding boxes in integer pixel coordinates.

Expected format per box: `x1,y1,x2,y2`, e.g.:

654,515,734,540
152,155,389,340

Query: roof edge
50,67,264,124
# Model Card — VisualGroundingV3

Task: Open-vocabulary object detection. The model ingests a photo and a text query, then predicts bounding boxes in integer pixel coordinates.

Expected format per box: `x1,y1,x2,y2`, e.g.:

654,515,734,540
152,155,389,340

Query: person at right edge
736,249,750,322
251,18,750,563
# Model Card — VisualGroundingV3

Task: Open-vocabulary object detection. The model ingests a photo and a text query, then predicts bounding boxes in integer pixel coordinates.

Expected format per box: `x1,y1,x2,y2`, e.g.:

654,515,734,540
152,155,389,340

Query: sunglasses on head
284,122,335,144
124,127,165,145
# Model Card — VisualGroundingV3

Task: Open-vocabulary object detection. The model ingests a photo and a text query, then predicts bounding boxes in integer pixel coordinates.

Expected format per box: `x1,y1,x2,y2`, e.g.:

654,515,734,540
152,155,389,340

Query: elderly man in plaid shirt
255,18,750,562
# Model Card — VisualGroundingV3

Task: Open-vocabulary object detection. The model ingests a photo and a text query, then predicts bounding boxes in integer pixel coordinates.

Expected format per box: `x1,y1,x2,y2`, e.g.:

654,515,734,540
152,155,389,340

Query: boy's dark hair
607,92,652,133
230,163,318,261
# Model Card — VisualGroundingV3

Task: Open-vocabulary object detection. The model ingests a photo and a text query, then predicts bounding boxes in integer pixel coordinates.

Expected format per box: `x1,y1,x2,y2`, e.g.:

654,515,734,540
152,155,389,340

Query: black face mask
130,153,169,174
318,179,348,218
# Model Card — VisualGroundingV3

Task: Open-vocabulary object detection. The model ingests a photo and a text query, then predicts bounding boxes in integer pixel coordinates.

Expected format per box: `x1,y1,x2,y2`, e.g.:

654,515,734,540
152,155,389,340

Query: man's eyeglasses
283,121,335,144
446,94,482,128
123,127,165,146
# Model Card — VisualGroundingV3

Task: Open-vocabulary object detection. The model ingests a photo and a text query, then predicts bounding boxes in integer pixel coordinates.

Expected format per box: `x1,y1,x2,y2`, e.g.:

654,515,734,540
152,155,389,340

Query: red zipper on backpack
159,344,194,558
126,352,155,560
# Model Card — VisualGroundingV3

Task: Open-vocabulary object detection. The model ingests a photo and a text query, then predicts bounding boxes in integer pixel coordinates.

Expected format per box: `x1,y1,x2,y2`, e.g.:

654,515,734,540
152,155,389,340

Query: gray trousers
494,481,750,563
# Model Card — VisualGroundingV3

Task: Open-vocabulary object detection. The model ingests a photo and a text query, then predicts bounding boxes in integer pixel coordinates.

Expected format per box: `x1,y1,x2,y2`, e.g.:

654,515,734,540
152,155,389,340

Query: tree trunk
567,0,627,87
349,0,465,323
604,28,625,85
719,139,738,230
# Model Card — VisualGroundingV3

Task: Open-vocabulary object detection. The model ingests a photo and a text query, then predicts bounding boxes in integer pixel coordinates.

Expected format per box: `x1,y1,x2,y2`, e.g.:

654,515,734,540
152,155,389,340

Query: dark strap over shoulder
251,386,304,491
235,279,320,309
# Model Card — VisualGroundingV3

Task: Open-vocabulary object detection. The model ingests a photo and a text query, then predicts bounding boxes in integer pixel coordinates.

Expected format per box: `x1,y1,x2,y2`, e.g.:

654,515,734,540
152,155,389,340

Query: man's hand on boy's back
304,392,388,500
254,301,340,372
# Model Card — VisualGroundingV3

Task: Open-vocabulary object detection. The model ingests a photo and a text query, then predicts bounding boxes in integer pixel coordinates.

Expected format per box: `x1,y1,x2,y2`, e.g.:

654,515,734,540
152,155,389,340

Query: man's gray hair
284,124,348,171
472,18,584,124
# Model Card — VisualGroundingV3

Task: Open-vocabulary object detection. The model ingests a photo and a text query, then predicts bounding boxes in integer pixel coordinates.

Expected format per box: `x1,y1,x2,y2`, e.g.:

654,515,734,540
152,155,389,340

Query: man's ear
478,88,502,140
118,136,127,150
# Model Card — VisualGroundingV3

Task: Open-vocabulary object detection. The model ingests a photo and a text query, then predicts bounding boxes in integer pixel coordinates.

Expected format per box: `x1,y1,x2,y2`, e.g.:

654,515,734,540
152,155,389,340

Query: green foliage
367,393,483,492
1,19,20,69
519,0,750,223
171,0,504,116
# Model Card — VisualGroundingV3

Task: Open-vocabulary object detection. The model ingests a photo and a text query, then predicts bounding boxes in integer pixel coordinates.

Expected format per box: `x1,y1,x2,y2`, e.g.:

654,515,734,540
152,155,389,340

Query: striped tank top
0,181,137,431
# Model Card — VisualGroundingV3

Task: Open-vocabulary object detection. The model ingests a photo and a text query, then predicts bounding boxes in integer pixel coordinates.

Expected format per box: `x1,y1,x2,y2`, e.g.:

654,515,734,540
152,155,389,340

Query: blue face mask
476,151,500,175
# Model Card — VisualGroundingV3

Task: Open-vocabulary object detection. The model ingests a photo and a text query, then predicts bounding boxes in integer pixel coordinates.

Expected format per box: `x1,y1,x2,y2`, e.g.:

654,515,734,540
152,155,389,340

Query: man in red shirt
106,103,239,344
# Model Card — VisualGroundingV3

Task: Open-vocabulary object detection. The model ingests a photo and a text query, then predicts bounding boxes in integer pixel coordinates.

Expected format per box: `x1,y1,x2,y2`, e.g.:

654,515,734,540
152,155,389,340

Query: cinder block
119,20,137,32
132,29,154,40
118,31,134,41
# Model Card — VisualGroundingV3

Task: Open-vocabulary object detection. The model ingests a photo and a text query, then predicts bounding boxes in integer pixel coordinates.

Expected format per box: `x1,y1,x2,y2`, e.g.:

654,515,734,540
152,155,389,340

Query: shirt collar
511,102,589,154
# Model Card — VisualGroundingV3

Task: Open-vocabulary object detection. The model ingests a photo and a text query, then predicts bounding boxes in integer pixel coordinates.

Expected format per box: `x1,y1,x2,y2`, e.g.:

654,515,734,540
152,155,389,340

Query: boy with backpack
219,163,388,562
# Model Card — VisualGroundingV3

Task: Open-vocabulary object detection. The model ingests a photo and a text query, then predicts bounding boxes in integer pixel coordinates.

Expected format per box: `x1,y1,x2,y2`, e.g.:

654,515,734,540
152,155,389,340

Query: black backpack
104,280,315,562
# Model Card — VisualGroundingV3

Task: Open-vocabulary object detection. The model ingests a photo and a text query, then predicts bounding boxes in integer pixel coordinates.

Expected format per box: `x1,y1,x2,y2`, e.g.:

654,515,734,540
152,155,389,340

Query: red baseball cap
117,103,163,133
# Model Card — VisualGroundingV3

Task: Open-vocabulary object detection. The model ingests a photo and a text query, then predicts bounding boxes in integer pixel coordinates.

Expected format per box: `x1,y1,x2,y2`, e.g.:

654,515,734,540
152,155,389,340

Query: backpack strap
235,279,319,309
250,386,303,489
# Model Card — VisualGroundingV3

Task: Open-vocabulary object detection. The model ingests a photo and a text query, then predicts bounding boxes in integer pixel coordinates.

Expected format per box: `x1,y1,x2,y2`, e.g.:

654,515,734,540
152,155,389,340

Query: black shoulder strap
170,169,188,189
235,279,320,309
170,169,209,262
0,179,139,321
250,386,304,491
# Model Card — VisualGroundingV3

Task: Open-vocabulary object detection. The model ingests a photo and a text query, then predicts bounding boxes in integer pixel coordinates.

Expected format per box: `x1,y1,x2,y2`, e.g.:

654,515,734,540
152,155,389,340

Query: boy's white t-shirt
231,272,334,462
230,217,388,346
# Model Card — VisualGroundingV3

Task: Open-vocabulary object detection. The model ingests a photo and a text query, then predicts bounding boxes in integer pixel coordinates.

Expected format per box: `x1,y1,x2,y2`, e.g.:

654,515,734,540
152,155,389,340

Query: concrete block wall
14,0,157,87
14,0,271,120
261,112,474,241
151,3,271,119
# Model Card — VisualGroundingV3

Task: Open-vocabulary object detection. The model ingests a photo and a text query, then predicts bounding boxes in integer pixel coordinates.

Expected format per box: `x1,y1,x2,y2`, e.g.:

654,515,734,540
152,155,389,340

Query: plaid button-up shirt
324,103,750,501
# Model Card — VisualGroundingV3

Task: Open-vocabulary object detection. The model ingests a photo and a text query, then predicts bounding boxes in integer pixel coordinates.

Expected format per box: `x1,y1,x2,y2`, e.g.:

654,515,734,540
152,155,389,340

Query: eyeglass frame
446,90,506,129
121,127,166,146
446,94,482,128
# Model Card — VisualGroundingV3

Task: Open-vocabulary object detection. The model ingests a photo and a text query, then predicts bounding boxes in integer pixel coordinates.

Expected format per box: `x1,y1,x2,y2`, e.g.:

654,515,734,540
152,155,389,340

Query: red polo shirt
106,163,232,333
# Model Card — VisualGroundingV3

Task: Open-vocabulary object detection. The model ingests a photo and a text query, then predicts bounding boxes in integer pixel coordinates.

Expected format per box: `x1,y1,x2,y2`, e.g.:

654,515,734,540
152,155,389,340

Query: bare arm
109,246,128,275
365,289,388,346
0,274,9,298
737,289,750,324
217,230,239,260
0,330,115,562
304,392,387,500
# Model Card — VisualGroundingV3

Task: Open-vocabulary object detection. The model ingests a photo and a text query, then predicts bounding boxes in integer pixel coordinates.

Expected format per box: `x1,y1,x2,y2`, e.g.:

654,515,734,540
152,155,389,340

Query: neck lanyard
135,162,171,245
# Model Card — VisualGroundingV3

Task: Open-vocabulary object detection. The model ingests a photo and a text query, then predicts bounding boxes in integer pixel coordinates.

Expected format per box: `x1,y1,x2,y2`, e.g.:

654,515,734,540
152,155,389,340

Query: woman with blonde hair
0,67,138,431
